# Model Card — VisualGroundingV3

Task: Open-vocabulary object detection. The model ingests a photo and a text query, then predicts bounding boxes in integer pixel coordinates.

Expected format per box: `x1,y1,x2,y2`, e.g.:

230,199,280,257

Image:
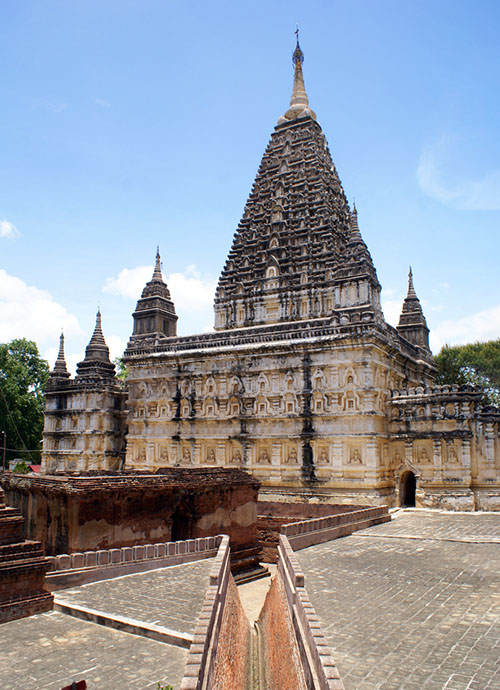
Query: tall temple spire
76,309,116,381
397,268,430,351
278,33,316,124
126,248,178,349
50,331,70,380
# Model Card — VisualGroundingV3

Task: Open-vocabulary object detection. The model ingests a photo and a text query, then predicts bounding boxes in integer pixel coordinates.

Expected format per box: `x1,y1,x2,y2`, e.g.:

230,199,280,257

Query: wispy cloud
93,97,111,108
47,102,68,113
417,136,500,210
0,219,20,239
430,304,500,352
103,264,217,312
0,269,81,346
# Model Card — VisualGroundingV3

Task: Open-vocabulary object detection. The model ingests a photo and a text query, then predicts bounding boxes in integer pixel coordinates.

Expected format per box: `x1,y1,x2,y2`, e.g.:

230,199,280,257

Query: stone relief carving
349,448,362,464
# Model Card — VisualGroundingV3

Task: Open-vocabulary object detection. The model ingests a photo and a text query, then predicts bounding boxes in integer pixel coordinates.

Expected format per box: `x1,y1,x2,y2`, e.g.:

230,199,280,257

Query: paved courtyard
296,509,500,690
56,558,212,635
0,558,213,689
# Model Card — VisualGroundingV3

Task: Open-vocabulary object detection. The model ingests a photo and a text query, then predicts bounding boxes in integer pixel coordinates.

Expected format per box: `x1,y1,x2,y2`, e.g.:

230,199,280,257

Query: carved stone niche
348,447,363,464
317,446,330,464
257,447,271,464
391,443,405,469
206,446,216,464
286,445,299,465
445,440,461,466
230,446,243,465
414,442,433,465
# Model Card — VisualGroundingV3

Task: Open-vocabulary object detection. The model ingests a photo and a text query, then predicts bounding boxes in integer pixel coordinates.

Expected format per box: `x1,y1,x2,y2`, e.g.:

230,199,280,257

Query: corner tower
129,248,178,348
214,38,382,330
397,268,430,351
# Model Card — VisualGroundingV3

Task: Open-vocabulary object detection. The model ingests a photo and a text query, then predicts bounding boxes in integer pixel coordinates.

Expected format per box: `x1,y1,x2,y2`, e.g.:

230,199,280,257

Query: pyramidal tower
214,36,382,330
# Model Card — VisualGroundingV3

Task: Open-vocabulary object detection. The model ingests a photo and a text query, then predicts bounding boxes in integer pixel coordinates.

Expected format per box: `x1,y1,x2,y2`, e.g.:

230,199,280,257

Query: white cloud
0,219,20,239
103,265,152,300
93,97,111,108
103,264,217,313
106,335,127,362
430,304,500,353
417,137,500,210
0,269,81,346
381,297,402,328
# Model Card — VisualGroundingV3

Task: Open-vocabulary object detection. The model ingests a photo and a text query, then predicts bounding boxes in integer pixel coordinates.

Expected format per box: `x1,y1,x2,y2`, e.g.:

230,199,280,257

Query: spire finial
152,246,163,281
407,266,417,297
278,31,316,124
350,203,362,239
51,330,70,378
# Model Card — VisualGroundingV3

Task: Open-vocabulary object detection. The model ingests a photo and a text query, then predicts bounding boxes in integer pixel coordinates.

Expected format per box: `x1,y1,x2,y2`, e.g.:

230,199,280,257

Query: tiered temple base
0,486,53,623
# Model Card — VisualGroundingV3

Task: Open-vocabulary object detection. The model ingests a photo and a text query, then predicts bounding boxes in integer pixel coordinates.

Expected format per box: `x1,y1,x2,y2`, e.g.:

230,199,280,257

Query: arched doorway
400,471,416,507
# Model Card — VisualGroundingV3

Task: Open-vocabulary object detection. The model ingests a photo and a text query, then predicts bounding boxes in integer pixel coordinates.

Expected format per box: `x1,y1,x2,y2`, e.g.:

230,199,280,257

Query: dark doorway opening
170,502,194,541
400,471,416,507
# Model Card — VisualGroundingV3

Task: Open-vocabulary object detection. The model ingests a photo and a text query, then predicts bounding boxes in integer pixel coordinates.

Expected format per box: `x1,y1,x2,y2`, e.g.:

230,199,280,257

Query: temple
40,39,500,510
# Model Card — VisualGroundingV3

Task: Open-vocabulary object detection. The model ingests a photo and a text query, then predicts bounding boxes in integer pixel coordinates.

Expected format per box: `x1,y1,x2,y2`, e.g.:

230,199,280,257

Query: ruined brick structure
40,40,500,510
0,487,53,623
2,468,260,574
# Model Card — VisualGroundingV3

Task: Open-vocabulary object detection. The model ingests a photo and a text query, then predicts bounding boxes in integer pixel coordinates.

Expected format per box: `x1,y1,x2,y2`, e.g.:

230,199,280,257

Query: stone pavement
0,558,213,689
0,610,186,689
296,509,500,690
55,558,212,635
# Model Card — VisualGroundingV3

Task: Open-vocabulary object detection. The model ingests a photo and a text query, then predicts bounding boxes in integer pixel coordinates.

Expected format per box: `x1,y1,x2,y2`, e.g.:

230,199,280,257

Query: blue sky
1,0,499,373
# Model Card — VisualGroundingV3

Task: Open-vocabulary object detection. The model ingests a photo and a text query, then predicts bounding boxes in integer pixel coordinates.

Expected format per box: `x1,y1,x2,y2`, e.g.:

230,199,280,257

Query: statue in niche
182,447,191,464
288,447,298,464
318,447,329,464
232,450,242,464
259,449,271,464
139,447,146,462
160,446,169,462
349,448,362,464
448,444,459,463
207,448,216,463
420,448,430,463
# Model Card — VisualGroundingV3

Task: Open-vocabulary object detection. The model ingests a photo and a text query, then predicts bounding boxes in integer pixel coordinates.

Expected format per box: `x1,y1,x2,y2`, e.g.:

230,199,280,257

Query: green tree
0,338,50,466
113,356,128,388
434,339,500,406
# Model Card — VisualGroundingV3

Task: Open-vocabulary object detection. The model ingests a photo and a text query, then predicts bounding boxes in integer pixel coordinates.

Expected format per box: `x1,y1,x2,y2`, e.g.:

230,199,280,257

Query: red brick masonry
258,501,390,561
0,486,53,623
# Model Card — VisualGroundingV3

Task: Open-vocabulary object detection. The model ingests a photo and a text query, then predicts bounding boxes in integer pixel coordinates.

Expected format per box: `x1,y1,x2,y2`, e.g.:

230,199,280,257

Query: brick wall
211,576,249,690
180,535,249,690
257,568,306,688
258,534,345,689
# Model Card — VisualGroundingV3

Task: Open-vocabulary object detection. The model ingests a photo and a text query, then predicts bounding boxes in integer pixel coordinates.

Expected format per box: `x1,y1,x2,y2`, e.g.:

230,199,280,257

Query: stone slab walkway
0,610,186,689
0,558,214,689
296,509,500,690
55,558,212,635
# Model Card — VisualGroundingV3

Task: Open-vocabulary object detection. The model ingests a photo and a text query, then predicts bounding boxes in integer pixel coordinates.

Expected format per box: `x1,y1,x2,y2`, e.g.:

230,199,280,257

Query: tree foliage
434,339,500,406
113,356,128,388
0,338,50,466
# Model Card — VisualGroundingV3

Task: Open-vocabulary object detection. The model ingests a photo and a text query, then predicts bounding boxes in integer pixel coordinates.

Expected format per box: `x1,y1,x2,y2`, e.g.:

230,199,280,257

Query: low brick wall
180,535,249,690
260,534,345,689
282,505,390,552
45,536,222,591
258,502,390,561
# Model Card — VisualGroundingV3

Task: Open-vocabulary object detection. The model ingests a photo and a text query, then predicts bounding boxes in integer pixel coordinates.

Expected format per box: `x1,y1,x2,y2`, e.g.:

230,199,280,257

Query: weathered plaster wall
1,469,260,566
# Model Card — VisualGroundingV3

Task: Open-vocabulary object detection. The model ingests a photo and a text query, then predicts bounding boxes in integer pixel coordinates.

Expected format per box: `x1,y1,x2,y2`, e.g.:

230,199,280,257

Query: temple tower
397,268,430,351
129,248,178,347
214,38,382,330
41,312,126,473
